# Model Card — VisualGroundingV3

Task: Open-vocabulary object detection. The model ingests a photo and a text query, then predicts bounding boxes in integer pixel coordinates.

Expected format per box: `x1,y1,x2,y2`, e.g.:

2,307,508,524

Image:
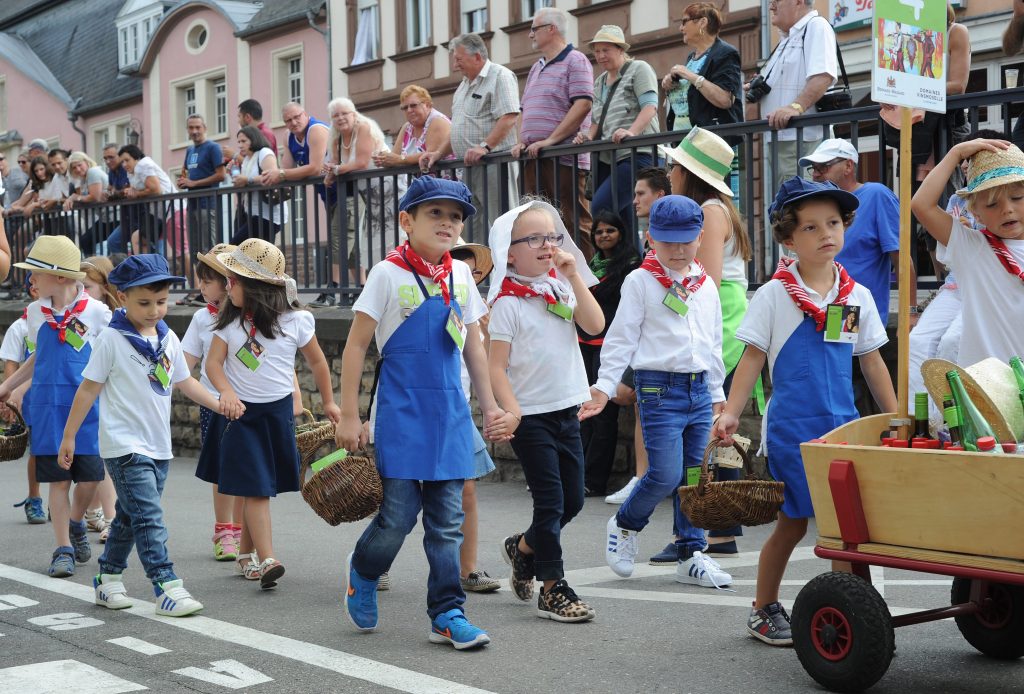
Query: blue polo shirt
835,182,900,320
184,140,223,209
108,164,129,191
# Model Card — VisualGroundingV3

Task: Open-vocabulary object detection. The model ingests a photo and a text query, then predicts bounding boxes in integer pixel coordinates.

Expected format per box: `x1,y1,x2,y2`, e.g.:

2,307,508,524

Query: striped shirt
593,59,660,164
450,60,520,157
520,44,594,169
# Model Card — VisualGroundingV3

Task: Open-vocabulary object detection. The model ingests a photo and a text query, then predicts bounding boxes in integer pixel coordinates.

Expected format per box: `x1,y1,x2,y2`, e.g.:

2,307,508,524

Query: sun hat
589,25,630,50
216,238,299,304
954,143,1024,198
767,177,859,224
197,243,237,277
108,254,186,291
399,176,476,220
647,195,704,244
13,236,85,280
921,357,1024,444
659,127,734,197
798,138,859,167
451,237,493,284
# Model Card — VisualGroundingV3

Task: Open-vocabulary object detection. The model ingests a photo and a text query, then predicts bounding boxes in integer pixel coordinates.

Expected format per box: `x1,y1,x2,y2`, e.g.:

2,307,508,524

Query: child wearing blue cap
336,175,504,649
580,195,732,589
713,177,896,646
58,254,233,617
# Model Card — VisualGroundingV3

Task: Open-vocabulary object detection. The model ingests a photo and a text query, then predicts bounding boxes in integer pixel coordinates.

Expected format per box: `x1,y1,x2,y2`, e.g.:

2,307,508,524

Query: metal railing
3,86,1020,301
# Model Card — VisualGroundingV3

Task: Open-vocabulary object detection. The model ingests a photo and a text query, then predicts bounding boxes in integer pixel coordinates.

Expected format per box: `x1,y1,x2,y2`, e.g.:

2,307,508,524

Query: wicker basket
678,439,784,530
0,404,29,462
295,409,335,465
300,450,382,525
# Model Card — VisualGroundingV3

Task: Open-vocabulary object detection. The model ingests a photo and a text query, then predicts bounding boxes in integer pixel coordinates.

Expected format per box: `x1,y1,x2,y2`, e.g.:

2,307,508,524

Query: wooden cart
792,414,1024,692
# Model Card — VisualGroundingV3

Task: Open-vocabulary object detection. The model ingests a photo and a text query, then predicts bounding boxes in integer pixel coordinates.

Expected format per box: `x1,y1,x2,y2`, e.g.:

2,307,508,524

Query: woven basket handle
299,449,364,490
696,438,756,496
2,403,26,430
300,408,315,423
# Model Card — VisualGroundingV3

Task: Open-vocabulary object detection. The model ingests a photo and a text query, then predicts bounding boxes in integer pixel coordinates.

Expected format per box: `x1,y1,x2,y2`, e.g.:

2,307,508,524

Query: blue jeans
617,370,711,556
98,453,177,587
105,225,127,255
352,477,465,619
591,153,654,242
509,407,586,581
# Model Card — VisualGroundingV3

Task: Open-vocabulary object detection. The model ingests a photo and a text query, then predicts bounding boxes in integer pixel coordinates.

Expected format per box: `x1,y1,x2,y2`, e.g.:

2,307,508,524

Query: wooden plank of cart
789,3,1024,692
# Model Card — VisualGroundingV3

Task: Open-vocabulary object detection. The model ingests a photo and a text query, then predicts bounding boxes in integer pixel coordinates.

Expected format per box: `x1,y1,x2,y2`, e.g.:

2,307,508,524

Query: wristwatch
789,102,805,114
479,141,492,152
694,76,706,90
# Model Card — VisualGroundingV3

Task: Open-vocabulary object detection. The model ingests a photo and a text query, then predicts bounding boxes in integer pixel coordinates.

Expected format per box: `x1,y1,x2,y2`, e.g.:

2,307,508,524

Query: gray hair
186,113,206,125
449,33,488,60
102,142,120,151
534,7,567,36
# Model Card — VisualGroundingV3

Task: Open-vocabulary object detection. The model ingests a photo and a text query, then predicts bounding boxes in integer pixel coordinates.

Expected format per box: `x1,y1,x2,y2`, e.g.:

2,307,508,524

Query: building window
120,27,130,67
352,0,380,65
0,78,6,133
405,0,431,50
184,86,197,120
461,0,487,33
271,47,304,117
521,0,551,20
288,57,302,103
186,21,209,53
214,80,227,135
93,130,109,157
171,70,225,144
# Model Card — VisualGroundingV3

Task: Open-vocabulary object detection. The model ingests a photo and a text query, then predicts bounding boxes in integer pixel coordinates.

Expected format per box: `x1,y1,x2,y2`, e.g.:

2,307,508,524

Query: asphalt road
1,458,1020,694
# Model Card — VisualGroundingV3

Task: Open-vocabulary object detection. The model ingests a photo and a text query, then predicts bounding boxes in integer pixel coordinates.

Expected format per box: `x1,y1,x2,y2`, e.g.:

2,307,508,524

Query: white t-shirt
489,292,591,416
240,148,288,226
0,318,30,363
181,307,218,395
213,310,315,403
943,218,1024,364
26,292,111,347
82,327,191,460
130,156,174,194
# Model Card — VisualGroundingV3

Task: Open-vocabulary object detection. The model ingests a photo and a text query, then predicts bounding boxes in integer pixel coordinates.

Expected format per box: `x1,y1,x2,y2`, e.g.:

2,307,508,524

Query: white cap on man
798,138,859,167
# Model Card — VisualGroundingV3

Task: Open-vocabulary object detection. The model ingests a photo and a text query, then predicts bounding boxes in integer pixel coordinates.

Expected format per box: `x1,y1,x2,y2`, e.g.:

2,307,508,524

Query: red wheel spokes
811,606,854,661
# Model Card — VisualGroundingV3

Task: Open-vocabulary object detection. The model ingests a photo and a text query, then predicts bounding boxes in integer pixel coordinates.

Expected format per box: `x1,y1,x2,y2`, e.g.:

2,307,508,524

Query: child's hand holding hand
578,387,609,421
336,413,367,451
219,392,245,420
57,437,75,470
323,401,342,425
483,408,517,441
712,412,739,445
553,248,577,279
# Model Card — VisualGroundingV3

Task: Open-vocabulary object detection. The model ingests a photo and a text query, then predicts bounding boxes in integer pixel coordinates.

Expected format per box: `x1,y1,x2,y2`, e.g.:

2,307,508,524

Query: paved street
1,458,1020,694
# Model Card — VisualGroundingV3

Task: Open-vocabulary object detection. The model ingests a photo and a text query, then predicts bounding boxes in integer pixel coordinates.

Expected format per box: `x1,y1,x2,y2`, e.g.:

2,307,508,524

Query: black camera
745,75,771,104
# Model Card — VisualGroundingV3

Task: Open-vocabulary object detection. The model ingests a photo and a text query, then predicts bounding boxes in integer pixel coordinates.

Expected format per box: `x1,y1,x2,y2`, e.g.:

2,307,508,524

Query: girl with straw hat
195,239,341,590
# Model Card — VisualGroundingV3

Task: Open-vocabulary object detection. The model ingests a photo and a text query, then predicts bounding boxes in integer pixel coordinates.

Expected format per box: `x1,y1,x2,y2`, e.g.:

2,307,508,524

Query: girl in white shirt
231,126,288,245
195,239,341,590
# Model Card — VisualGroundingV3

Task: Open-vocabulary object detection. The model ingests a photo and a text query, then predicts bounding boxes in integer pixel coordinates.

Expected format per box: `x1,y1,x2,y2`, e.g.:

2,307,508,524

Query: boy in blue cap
336,176,505,649
58,255,236,617
713,177,896,646
581,195,732,589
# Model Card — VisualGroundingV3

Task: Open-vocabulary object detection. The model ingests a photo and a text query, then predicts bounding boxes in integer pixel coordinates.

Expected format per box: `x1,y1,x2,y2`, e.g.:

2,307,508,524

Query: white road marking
871,566,885,598
0,563,496,694
173,659,273,689
27,612,105,630
107,636,171,655
0,659,147,693
0,593,39,610
724,579,951,586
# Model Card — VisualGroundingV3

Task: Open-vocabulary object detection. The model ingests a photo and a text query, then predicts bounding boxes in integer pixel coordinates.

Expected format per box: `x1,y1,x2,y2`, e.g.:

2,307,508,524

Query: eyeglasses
529,23,552,33
510,233,564,249
808,158,845,174
17,159,27,164
399,102,424,111
676,17,696,25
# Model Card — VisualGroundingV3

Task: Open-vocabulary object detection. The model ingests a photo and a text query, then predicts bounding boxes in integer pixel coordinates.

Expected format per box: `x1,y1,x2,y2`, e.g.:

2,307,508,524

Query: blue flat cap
399,176,476,220
648,195,704,243
768,177,859,223
108,254,187,290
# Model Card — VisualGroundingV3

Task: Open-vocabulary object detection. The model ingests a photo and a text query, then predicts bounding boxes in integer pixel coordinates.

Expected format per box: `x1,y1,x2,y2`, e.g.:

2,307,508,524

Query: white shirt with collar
761,10,838,142
595,263,726,403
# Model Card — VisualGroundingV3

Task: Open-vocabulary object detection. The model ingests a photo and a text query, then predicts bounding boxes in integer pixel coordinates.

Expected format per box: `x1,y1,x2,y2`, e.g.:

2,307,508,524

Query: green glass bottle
942,395,962,446
1010,356,1024,416
913,392,931,440
947,370,997,452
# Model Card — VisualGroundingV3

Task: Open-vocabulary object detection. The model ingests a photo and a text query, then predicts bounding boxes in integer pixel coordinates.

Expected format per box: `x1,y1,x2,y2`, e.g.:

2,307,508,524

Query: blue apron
765,316,857,519
373,262,475,480
29,315,100,456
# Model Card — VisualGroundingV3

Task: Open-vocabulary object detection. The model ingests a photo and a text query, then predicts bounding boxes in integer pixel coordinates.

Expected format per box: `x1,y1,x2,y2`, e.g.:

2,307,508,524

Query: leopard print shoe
501,533,535,601
537,580,595,623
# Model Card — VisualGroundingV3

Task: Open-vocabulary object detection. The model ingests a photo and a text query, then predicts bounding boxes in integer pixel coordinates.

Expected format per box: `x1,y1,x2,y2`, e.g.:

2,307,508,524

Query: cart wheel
793,572,895,693
951,578,1024,659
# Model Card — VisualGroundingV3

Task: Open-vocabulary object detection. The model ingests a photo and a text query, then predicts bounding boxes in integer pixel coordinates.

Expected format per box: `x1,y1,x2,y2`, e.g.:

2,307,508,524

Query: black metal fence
3,86,1021,300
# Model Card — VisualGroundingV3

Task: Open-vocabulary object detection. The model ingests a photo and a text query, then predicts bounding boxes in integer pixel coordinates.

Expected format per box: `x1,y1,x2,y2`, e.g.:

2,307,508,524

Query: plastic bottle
947,371,997,452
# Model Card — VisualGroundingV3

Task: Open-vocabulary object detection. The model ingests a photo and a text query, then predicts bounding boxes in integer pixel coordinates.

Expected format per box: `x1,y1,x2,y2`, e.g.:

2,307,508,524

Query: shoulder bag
585,61,634,200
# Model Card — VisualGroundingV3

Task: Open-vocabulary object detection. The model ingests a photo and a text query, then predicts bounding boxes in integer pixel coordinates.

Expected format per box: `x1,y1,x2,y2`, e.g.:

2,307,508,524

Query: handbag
253,155,293,205
810,18,852,112
584,61,634,200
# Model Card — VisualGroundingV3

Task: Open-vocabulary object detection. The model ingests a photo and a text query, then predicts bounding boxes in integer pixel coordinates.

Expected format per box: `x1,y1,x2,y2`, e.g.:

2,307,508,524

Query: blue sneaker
428,609,491,650
343,551,378,632
14,497,46,524
48,547,75,578
69,521,91,563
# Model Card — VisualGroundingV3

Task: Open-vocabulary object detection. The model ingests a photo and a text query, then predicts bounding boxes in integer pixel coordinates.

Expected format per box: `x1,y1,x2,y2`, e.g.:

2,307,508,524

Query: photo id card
446,307,467,350
547,301,574,322
662,283,690,317
63,317,88,351
824,304,860,344
235,336,265,371
150,354,172,390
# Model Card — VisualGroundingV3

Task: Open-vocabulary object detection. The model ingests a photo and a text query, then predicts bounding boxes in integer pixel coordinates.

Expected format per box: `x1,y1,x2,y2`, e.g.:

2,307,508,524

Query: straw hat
955,143,1024,197
589,25,630,50
452,237,493,284
659,127,734,197
13,236,85,280
921,357,1024,444
197,243,237,277
216,239,288,285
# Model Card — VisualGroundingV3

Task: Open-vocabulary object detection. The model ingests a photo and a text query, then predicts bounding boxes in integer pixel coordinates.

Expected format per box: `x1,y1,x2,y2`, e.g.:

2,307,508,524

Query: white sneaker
605,516,639,577
84,508,106,533
154,579,204,617
675,551,733,589
94,573,132,610
604,477,639,504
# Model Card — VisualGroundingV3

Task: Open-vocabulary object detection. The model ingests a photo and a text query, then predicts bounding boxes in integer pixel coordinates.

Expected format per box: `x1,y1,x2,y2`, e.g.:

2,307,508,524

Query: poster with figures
831,0,873,32
871,0,947,112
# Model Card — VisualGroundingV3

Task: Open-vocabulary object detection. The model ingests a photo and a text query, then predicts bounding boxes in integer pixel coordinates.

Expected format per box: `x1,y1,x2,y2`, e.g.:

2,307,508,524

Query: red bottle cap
947,445,965,451
927,440,941,449
891,440,909,448
881,437,894,446
911,437,930,445
1002,442,1017,454
977,436,996,451
912,441,930,449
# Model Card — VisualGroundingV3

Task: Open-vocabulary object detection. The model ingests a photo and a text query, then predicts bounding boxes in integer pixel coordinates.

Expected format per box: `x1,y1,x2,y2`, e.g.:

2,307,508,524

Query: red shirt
258,122,279,156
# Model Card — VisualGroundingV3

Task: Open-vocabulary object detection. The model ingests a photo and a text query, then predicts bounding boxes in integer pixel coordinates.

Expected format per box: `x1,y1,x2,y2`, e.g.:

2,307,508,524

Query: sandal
257,558,285,591
98,520,111,544
237,552,260,580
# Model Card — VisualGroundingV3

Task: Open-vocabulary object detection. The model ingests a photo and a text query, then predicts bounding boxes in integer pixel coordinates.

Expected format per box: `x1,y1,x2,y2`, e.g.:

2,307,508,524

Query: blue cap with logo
399,176,477,220
647,195,704,243
768,176,859,223
108,254,187,290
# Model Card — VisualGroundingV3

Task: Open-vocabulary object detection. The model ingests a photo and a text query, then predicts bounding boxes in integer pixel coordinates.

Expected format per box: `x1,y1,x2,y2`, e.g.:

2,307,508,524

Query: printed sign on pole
871,0,948,113
830,0,873,33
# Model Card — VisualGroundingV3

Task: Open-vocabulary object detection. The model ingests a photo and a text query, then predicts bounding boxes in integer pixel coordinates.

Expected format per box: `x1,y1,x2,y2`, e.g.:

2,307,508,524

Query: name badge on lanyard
64,317,88,351
446,307,467,350
662,282,691,317
236,336,265,370
547,301,574,321
824,304,860,344
151,354,172,389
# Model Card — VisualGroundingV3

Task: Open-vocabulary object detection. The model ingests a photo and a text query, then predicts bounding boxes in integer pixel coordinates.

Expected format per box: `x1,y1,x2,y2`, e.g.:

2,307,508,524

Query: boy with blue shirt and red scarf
714,178,896,646
58,255,235,617
336,176,505,650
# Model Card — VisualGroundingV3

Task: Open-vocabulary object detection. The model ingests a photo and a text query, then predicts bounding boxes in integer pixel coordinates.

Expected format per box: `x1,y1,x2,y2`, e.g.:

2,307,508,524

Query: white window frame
89,115,132,159
169,67,227,148
405,0,431,50
521,0,551,21
270,45,304,126
288,57,303,104
461,0,488,34
352,0,380,65
0,76,7,133
213,79,227,136
119,27,131,68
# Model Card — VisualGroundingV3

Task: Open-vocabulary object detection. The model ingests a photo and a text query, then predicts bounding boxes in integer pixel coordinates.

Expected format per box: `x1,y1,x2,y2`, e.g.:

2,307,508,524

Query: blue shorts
34,454,104,483
470,426,495,480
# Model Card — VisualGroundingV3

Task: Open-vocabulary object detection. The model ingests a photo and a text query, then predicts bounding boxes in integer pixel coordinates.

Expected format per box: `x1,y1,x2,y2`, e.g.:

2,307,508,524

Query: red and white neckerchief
980,228,1024,286
39,294,89,344
495,269,558,305
20,308,28,321
206,302,219,316
773,257,855,332
384,241,453,305
640,250,708,295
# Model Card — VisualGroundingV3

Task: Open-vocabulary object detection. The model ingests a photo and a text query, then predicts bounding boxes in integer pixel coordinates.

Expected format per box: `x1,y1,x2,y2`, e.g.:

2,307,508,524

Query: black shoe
309,292,338,308
176,291,202,306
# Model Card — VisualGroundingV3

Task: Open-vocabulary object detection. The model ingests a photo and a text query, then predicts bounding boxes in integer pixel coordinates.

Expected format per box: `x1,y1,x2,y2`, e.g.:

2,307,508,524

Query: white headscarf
486,200,598,305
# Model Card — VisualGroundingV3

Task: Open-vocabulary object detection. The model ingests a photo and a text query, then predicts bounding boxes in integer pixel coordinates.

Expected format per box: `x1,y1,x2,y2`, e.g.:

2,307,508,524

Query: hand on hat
951,138,1011,163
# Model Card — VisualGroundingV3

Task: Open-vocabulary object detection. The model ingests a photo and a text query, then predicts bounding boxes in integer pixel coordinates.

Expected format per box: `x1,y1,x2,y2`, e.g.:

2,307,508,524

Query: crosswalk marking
107,636,171,655
0,659,147,693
